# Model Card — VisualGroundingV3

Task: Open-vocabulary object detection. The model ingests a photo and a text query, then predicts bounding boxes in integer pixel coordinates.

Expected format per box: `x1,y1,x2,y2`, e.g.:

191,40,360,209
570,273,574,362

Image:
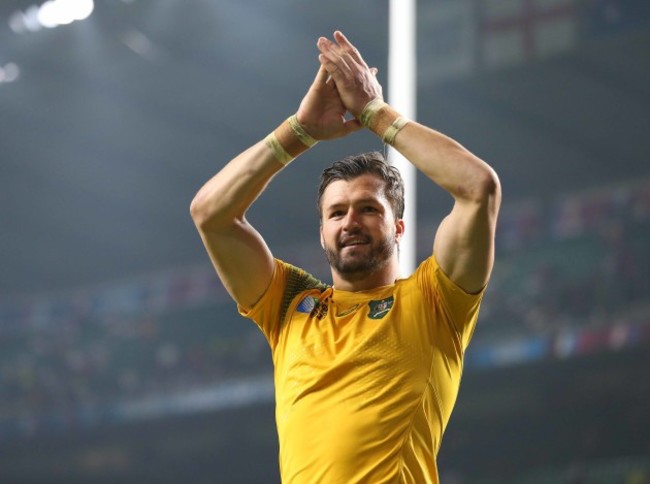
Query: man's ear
320,225,325,249
395,219,405,242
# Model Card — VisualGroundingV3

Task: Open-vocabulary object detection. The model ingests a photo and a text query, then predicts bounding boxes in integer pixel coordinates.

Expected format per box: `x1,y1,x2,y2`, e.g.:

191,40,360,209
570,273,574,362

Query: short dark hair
317,151,405,221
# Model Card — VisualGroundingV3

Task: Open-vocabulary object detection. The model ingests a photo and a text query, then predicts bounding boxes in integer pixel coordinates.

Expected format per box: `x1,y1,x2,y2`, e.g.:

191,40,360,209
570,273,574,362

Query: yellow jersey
240,255,484,483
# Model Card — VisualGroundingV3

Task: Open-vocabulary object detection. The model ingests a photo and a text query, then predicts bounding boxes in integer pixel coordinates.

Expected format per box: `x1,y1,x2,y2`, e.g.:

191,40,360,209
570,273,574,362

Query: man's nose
342,209,361,230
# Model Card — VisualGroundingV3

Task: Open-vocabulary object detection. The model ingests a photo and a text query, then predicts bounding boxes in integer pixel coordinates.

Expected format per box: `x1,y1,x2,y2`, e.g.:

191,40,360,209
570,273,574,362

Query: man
191,31,500,483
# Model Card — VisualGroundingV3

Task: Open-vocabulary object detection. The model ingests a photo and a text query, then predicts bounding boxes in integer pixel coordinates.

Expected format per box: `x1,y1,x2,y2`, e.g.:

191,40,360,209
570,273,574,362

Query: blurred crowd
480,178,650,339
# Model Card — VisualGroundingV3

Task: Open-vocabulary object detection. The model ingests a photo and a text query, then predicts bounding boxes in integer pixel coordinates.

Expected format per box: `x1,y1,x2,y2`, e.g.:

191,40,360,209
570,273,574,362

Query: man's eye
363,206,377,212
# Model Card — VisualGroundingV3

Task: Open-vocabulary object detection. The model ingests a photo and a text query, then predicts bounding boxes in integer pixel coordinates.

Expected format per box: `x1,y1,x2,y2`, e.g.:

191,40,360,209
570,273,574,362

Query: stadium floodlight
38,0,94,27
9,0,94,33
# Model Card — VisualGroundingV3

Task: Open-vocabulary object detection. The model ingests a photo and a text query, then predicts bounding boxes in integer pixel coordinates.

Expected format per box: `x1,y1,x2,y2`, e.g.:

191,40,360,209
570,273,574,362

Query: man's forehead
322,175,387,205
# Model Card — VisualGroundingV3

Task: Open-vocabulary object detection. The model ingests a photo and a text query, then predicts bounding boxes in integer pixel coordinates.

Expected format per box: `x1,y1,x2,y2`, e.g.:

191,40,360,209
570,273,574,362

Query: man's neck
331,260,400,292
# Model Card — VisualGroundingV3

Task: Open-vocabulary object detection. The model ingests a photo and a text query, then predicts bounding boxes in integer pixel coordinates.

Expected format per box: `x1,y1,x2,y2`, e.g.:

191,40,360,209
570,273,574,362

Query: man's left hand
296,65,362,141
317,31,383,120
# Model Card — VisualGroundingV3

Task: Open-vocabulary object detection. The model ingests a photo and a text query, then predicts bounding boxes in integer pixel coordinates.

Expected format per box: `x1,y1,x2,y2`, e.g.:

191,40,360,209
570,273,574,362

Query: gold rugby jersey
239,256,484,483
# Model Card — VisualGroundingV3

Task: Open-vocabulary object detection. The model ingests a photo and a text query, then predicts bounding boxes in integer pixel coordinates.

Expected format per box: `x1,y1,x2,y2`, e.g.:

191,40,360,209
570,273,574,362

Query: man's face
320,174,403,278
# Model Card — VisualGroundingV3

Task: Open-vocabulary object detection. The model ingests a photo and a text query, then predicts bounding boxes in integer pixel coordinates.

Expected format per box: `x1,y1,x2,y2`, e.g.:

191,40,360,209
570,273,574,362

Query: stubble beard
324,231,396,279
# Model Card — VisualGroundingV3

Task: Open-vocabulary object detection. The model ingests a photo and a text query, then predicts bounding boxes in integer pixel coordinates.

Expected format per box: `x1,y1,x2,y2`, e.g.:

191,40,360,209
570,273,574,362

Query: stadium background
1,0,648,482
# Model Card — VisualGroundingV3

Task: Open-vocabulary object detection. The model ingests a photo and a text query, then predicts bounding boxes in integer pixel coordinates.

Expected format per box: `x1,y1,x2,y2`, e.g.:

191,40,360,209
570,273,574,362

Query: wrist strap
288,114,318,147
264,115,318,166
359,99,410,146
360,98,387,128
383,117,409,145
264,132,294,165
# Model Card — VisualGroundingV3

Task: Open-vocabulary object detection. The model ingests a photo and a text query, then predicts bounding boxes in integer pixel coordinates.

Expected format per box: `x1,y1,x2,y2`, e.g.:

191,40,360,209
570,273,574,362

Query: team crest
368,296,394,320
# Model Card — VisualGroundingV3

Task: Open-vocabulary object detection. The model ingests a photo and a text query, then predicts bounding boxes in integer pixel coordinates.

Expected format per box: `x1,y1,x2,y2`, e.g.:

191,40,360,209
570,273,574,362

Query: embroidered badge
367,296,394,320
296,296,318,314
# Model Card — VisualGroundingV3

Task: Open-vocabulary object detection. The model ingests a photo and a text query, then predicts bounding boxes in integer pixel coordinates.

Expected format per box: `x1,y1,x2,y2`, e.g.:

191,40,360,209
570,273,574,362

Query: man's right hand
296,65,362,141
316,31,384,120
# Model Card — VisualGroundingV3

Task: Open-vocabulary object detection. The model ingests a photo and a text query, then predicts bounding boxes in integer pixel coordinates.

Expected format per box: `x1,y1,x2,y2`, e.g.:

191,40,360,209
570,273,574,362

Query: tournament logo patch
368,296,394,320
296,296,328,320
296,296,318,313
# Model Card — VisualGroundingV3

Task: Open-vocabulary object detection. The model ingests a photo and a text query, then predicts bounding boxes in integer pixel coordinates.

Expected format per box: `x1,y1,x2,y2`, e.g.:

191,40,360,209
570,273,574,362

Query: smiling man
319,160,404,290
191,31,501,484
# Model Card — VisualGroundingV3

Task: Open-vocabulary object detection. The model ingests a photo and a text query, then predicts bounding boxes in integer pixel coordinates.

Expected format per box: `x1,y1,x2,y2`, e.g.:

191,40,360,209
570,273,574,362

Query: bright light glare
0,63,21,84
24,6,42,32
11,0,94,33
8,12,26,33
38,1,59,28
4,63,20,82
38,0,94,27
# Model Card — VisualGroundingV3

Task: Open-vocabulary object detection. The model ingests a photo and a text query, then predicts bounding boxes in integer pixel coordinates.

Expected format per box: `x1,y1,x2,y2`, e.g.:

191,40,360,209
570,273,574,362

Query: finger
318,36,353,72
317,36,338,56
310,65,329,89
319,53,338,74
333,30,368,68
318,51,351,82
370,67,379,76
324,37,358,69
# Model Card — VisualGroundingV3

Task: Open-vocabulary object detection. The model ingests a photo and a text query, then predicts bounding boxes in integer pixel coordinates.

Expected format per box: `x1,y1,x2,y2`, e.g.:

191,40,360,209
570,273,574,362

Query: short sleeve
415,256,486,350
238,259,328,349
238,259,287,347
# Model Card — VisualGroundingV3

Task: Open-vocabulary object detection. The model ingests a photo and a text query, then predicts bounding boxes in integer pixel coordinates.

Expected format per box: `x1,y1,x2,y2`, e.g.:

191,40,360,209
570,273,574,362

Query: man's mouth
339,237,370,249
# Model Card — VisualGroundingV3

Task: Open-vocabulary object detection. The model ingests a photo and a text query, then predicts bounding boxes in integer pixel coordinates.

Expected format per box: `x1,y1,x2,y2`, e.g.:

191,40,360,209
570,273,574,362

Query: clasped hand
296,31,383,141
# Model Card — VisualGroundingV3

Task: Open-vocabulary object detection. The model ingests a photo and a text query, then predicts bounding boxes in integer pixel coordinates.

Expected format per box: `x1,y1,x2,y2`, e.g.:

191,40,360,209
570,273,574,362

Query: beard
324,230,397,278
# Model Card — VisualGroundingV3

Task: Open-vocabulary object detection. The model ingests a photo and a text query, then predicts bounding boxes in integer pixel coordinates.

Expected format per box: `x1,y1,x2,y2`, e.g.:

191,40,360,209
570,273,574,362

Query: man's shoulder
271,259,329,326
275,259,328,291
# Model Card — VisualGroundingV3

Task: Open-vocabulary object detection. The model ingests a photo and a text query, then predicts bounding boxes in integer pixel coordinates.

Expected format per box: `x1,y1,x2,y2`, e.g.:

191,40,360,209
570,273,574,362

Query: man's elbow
465,167,501,206
480,168,501,203
190,193,218,230
190,192,242,232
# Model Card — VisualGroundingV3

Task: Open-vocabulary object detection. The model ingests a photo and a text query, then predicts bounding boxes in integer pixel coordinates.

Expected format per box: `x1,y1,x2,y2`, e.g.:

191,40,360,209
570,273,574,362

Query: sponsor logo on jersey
335,304,360,317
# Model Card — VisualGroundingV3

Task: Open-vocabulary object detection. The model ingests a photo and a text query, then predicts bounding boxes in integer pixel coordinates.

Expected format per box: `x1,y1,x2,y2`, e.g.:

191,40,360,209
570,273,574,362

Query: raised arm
190,65,361,310
318,31,501,293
